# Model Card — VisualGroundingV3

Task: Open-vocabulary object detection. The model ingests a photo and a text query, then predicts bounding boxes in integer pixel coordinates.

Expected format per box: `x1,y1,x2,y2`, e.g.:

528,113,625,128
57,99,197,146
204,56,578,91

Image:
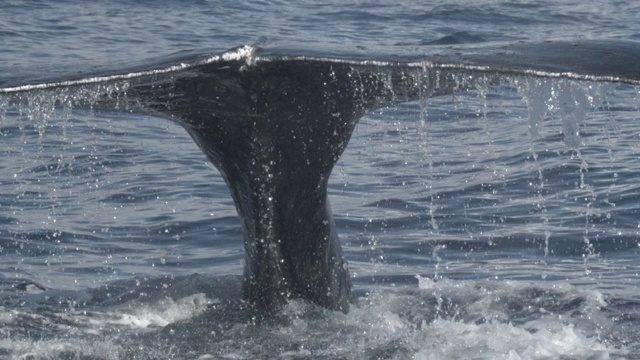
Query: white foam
0,338,122,360
410,278,620,359
0,306,17,325
269,277,625,359
413,319,612,360
0,278,627,359
80,293,215,331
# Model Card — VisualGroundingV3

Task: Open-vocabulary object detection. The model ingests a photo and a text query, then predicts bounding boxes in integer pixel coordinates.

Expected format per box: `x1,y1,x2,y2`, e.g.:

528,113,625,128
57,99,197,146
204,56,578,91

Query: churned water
1,1,640,359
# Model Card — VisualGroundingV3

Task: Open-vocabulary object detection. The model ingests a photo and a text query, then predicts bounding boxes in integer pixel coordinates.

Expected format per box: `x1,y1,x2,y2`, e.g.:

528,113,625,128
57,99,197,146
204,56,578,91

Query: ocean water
1,1,640,359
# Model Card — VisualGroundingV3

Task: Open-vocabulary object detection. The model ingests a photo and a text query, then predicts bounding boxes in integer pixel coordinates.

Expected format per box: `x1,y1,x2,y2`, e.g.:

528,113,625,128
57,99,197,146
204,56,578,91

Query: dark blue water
2,1,640,359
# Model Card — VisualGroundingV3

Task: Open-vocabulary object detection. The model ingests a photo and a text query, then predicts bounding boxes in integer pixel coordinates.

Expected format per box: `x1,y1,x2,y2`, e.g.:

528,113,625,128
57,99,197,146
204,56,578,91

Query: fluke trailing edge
2,41,639,313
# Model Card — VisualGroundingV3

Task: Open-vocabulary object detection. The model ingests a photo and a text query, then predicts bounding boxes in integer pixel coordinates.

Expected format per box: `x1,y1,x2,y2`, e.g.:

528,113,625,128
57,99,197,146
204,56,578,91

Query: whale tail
5,41,640,313
117,48,463,312
124,57,365,311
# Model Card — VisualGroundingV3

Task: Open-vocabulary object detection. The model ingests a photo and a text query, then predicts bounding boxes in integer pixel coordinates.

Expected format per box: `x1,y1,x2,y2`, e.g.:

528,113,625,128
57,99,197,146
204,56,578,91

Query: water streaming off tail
1,70,640,358
341,75,638,267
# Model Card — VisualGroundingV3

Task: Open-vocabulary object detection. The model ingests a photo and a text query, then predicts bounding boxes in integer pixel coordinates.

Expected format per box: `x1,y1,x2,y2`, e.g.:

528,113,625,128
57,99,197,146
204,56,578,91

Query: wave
0,274,632,359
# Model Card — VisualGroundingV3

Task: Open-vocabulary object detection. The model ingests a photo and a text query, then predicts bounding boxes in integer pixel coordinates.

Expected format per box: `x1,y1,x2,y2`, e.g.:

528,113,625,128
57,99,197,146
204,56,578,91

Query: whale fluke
118,52,461,312
3,41,639,313
96,41,640,312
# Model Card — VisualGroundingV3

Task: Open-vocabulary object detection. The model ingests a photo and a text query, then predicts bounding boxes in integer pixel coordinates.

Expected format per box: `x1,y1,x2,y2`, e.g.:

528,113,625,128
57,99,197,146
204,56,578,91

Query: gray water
1,1,640,359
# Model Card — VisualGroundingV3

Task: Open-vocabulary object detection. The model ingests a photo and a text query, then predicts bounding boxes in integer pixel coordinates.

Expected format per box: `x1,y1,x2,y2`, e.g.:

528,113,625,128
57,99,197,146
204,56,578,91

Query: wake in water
0,274,631,359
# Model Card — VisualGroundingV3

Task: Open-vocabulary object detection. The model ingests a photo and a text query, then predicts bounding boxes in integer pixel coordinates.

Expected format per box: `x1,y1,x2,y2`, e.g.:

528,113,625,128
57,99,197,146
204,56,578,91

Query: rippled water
2,0,640,359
